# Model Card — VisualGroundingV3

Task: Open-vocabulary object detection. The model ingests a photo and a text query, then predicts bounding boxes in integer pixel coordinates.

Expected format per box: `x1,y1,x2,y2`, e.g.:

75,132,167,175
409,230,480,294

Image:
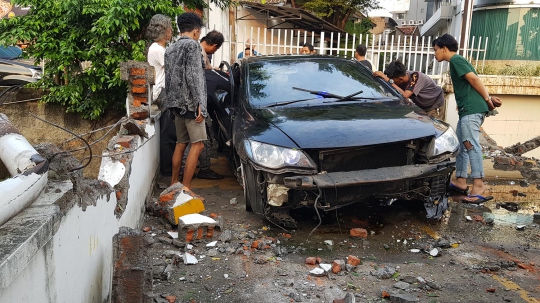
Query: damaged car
213,55,458,227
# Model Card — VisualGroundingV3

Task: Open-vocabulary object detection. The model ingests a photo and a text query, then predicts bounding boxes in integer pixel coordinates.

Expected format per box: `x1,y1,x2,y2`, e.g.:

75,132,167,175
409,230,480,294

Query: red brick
131,68,145,76
116,136,134,148
130,78,146,86
160,192,175,203
132,86,147,94
132,95,146,107
305,257,317,265
347,255,361,266
131,111,149,120
251,240,259,249
350,228,368,238
332,261,342,273
316,257,322,264
115,191,122,200
165,296,176,303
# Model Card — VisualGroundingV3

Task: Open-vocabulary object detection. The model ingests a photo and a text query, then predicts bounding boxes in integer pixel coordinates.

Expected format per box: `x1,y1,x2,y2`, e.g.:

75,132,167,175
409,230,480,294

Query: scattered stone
426,281,441,290
347,255,361,266
310,268,326,277
324,240,334,246
484,217,495,225
416,277,426,284
184,252,198,265
409,249,420,253
373,267,396,279
381,291,390,299
219,229,233,242
229,198,237,205
332,292,355,303
207,249,218,257
516,225,526,230
429,248,439,257
465,216,473,221
383,244,390,251
350,228,368,238
206,241,218,247
289,292,303,302
393,281,410,290
167,231,178,239
345,264,355,272
389,293,419,303
142,226,151,232
400,276,417,284
486,288,496,293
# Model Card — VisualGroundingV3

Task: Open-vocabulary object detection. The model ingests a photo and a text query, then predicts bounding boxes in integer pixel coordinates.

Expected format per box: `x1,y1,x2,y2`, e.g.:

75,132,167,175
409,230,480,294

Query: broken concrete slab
156,183,205,225
177,213,217,243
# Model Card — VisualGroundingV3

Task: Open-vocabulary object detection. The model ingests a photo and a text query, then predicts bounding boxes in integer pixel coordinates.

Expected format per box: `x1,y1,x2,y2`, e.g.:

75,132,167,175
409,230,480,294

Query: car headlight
245,140,316,169
429,127,459,157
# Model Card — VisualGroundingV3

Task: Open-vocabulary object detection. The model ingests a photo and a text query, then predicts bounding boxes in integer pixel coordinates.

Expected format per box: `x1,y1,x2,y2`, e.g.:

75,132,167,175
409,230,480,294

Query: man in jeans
163,12,206,193
373,60,446,120
432,34,502,203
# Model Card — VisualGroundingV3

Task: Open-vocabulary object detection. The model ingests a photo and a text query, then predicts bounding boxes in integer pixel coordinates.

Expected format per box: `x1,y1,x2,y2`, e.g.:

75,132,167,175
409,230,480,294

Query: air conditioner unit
417,20,424,25
401,21,407,25
409,20,415,25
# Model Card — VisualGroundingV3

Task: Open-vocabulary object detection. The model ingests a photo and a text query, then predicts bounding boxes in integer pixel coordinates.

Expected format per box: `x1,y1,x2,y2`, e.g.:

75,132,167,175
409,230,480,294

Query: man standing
200,30,224,69
237,38,259,58
354,44,373,71
432,34,502,204
373,60,446,120
163,12,206,193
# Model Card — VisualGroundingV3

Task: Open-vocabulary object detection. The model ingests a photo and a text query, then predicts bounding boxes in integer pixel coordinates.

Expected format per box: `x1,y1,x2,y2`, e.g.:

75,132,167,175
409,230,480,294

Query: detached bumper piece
283,162,455,189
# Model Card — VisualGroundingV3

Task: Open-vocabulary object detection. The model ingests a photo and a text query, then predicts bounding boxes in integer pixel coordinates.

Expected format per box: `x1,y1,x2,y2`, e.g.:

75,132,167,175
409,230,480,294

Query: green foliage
295,0,379,29
344,17,373,37
476,62,540,77
0,0,185,120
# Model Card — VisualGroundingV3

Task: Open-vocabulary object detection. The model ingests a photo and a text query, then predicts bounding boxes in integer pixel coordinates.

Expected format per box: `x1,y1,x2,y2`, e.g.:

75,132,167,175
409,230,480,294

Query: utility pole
459,0,474,56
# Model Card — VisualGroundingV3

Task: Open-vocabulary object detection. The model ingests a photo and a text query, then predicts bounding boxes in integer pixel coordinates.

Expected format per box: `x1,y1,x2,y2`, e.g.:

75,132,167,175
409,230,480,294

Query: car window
247,58,397,107
0,46,23,60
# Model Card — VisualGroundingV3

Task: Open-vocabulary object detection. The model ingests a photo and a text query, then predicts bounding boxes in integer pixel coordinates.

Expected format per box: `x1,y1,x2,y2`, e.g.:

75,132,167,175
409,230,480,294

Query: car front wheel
242,163,266,214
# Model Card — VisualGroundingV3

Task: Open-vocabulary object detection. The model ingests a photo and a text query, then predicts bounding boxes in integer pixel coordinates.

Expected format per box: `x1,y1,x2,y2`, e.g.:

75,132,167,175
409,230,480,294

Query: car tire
242,163,265,214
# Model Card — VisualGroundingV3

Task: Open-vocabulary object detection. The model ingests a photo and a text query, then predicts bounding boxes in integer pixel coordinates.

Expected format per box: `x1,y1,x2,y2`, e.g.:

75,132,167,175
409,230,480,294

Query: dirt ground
144,155,540,303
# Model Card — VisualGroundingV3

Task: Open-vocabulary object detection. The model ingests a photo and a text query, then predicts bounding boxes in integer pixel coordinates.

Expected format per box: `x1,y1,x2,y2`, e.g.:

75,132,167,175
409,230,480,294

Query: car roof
0,46,23,60
240,54,354,63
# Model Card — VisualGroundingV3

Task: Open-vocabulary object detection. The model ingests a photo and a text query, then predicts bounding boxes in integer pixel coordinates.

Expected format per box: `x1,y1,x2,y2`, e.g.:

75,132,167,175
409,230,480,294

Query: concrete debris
319,263,332,272
309,267,326,277
409,249,420,253
219,229,233,242
347,255,361,266
516,225,526,230
229,197,237,205
206,241,218,247
178,213,216,243
373,267,396,279
167,231,178,239
429,248,439,257
324,240,334,246
157,183,205,225
184,252,198,265
350,228,368,238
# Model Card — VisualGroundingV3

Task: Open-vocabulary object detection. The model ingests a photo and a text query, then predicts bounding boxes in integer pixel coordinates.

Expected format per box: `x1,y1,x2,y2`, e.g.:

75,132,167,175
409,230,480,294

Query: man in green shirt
432,34,502,204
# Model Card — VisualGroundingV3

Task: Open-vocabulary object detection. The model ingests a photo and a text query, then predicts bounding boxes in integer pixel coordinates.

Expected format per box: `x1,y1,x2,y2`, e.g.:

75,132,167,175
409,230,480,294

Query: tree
294,0,379,30
0,0,229,120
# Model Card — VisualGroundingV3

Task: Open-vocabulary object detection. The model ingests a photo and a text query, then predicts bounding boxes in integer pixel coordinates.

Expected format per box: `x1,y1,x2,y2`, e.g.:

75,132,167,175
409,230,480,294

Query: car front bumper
283,161,455,189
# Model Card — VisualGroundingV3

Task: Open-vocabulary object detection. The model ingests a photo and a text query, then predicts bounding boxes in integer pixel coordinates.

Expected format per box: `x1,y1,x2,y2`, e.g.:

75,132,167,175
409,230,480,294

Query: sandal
461,194,494,204
449,183,469,195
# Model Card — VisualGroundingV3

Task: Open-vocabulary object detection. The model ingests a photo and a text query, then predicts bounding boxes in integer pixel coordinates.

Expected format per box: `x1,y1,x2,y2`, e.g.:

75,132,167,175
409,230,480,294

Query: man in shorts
163,12,207,191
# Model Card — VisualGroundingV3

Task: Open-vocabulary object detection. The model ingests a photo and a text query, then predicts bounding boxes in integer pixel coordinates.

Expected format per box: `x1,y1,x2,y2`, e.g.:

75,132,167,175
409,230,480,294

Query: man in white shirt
145,14,173,108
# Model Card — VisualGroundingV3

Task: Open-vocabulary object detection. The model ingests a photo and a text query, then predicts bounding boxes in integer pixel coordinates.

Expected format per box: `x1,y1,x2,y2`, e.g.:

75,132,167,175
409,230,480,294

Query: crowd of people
145,12,500,203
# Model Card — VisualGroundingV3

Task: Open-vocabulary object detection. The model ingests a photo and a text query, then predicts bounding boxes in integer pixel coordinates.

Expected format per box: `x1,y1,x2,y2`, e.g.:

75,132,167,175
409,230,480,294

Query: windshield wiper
323,96,400,103
264,97,320,108
293,87,369,102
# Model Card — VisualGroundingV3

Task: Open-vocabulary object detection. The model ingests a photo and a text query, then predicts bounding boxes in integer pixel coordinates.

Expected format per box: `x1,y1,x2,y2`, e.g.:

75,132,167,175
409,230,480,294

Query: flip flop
461,194,494,204
449,183,469,195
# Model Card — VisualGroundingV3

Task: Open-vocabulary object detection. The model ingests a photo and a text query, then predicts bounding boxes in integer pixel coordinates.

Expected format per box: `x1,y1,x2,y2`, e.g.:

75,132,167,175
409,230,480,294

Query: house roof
396,25,418,35
238,2,346,34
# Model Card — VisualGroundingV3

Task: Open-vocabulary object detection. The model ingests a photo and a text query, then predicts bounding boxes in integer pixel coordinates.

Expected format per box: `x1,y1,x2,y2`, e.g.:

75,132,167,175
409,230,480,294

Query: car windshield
247,58,398,107
0,46,23,60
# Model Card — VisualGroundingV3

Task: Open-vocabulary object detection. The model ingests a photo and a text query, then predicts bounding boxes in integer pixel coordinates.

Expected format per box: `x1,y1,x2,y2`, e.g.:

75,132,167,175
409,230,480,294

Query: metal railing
203,25,488,84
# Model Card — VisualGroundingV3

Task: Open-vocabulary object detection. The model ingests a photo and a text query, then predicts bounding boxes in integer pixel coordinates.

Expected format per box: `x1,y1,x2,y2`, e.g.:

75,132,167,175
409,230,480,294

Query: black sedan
0,46,42,86
213,55,458,227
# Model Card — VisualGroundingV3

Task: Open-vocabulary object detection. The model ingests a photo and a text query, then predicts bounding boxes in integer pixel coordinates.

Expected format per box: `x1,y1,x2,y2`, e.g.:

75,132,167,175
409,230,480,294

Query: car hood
249,103,439,149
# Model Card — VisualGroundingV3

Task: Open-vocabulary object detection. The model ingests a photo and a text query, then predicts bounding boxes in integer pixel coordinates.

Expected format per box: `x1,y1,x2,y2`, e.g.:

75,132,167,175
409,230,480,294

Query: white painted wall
0,123,160,303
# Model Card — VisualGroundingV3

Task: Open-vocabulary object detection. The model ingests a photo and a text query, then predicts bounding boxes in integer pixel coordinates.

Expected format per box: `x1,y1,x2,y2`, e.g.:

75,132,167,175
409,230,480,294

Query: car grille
306,141,418,173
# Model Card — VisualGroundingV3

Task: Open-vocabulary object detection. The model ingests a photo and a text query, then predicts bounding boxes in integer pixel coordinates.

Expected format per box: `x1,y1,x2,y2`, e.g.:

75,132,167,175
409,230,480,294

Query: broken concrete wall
442,75,540,159
0,120,160,303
